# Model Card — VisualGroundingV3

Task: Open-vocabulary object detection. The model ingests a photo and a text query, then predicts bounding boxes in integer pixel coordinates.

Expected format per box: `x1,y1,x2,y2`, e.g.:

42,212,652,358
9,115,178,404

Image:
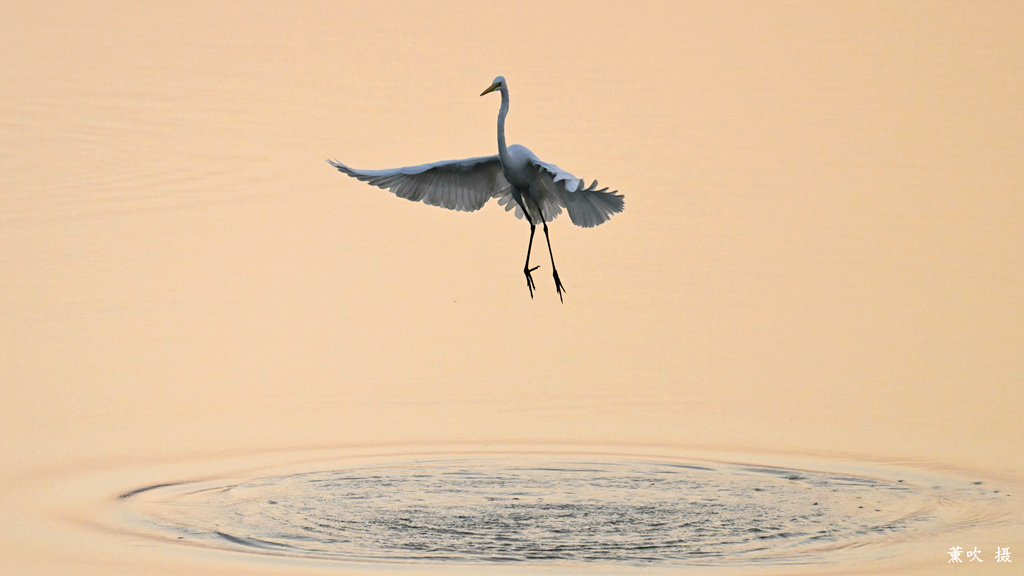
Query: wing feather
327,156,507,213
531,159,624,228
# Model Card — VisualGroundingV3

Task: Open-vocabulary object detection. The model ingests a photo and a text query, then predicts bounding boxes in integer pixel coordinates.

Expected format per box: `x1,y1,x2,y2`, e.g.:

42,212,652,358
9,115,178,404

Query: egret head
480,76,506,96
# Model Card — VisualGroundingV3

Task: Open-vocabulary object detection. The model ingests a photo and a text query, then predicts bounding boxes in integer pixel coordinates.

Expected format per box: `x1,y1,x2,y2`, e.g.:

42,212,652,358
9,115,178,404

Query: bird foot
524,265,539,298
552,269,566,303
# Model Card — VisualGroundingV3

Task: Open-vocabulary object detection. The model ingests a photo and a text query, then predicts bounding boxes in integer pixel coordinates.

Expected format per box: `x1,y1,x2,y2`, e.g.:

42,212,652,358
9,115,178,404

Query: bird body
500,144,534,189
329,76,623,300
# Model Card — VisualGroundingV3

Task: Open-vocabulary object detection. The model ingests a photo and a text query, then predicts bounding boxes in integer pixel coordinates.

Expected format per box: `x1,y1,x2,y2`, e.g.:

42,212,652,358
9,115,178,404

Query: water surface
110,449,1018,568
2,3,1022,575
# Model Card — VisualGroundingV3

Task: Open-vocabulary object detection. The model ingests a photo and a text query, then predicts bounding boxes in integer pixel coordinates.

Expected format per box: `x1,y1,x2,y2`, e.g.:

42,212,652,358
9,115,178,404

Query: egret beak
480,82,500,96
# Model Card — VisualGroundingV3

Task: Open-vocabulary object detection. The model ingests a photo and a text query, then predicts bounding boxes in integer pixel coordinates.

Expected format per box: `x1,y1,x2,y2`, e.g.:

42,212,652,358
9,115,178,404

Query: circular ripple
116,452,1014,566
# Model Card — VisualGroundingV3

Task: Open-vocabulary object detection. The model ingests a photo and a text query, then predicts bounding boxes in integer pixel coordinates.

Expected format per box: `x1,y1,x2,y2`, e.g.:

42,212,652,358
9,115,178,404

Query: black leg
542,222,565,302
524,224,538,297
515,195,539,298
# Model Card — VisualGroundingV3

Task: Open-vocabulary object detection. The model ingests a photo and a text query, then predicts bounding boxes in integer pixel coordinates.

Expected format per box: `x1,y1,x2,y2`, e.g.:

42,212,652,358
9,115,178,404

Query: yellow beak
480,82,499,96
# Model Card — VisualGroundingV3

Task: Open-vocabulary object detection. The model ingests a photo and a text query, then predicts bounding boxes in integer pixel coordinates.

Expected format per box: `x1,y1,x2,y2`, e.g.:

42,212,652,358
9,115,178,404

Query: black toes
552,270,566,303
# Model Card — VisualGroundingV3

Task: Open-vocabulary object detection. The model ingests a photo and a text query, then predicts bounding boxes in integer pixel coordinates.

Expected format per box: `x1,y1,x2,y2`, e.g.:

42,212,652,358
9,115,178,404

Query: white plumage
329,76,624,300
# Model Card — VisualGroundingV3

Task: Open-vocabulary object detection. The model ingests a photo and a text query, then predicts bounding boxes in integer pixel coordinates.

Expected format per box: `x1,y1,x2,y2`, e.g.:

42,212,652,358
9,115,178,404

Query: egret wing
531,159,624,228
328,156,508,212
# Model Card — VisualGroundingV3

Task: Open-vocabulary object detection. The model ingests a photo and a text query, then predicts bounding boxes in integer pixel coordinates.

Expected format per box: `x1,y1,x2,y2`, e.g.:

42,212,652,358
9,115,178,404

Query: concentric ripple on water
116,453,1012,566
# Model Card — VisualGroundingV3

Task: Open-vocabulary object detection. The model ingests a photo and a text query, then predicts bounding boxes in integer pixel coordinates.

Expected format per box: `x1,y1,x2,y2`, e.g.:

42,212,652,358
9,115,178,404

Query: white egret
328,76,624,301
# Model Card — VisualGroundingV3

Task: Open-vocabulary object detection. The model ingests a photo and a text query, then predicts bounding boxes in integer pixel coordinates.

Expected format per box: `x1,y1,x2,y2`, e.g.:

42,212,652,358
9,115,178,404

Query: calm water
2,3,1022,575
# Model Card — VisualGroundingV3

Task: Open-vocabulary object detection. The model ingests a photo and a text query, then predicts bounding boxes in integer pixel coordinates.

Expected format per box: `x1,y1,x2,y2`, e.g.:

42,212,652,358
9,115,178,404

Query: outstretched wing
328,156,508,213
531,158,624,228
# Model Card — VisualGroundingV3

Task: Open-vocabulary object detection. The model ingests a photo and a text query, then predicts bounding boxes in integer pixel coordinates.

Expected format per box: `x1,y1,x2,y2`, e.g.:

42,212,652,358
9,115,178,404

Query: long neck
497,87,510,163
